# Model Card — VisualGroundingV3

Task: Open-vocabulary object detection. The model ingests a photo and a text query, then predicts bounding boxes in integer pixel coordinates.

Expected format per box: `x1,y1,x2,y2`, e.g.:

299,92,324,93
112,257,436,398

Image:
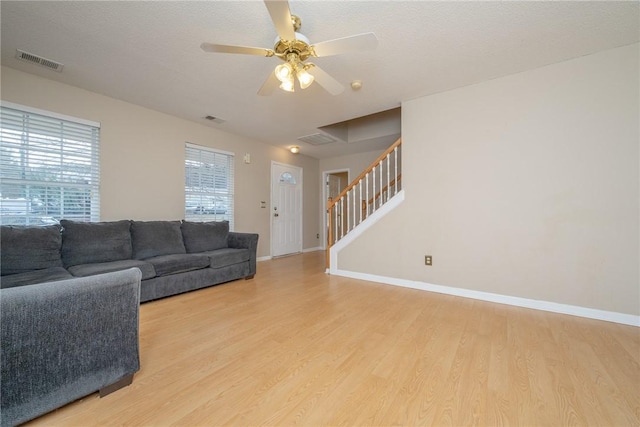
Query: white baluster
372,166,376,213
365,174,369,217
334,201,339,241
394,146,399,195
359,179,363,224
379,160,383,208
386,153,390,203
353,185,357,229
346,190,350,233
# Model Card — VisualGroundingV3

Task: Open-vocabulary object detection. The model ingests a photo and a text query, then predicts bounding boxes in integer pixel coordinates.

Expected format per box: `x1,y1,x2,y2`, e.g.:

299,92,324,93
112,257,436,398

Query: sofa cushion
0,267,73,289
204,248,251,269
181,221,229,253
67,259,156,280
144,254,210,277
131,221,186,259
60,220,132,267
0,225,63,275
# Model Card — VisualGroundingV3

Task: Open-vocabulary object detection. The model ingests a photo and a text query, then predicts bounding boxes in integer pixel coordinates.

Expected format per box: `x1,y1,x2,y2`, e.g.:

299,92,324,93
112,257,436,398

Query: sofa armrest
0,268,142,427
227,232,259,278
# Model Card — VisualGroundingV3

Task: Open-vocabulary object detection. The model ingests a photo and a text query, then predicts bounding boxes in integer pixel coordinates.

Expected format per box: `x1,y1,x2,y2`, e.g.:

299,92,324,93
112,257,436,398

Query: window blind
0,104,100,225
184,143,234,229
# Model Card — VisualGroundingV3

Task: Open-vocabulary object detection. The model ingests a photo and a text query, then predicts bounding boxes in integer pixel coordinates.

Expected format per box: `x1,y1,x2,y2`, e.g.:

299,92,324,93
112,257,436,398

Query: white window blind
185,143,234,229
0,103,100,226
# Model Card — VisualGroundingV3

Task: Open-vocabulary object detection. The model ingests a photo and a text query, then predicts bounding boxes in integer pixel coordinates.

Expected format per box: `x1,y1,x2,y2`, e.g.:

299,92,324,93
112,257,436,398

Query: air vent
203,115,226,124
297,133,337,146
15,50,63,72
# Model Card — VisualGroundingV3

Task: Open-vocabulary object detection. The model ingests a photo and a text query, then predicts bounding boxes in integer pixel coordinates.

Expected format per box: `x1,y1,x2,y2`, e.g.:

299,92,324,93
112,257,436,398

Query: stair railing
361,174,402,220
327,138,402,267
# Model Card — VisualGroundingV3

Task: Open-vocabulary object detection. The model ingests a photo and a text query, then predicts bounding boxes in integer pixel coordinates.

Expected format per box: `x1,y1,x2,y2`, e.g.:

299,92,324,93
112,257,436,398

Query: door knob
274,213,279,217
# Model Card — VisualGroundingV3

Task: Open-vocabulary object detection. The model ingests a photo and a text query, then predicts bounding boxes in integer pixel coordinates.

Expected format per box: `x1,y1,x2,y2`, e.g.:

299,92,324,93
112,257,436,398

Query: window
185,143,234,229
0,103,100,226
279,172,297,184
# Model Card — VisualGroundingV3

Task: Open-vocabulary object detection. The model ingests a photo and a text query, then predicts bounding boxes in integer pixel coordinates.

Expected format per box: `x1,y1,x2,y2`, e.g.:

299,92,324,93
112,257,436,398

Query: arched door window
279,172,297,184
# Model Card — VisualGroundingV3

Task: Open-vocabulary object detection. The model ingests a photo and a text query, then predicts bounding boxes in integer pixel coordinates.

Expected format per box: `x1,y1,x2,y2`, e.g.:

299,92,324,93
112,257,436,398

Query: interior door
328,174,342,200
271,162,302,257
325,171,349,245
327,174,343,237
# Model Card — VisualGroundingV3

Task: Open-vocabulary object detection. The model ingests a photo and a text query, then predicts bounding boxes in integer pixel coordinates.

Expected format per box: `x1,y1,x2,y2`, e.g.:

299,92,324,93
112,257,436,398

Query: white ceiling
1,1,638,159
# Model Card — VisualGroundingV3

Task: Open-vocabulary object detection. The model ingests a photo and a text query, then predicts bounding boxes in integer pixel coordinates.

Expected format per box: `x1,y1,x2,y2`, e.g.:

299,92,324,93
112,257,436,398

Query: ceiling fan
200,0,378,96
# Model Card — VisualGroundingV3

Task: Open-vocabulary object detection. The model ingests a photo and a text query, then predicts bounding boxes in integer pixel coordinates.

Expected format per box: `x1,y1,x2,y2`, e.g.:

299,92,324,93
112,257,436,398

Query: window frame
0,101,101,226
184,142,234,229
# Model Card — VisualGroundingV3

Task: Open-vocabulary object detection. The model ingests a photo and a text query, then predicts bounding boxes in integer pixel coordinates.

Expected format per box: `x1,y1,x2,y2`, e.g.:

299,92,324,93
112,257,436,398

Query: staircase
326,138,402,268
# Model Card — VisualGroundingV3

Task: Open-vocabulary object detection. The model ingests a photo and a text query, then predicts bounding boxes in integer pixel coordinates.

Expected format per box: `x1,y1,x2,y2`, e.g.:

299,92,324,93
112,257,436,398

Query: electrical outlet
316,233,320,239
425,255,432,266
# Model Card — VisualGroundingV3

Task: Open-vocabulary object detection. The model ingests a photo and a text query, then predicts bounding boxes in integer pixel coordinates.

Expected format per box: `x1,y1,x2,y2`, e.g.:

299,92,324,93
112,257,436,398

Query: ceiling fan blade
312,32,378,57
308,65,344,95
200,42,273,57
258,71,280,96
264,0,296,41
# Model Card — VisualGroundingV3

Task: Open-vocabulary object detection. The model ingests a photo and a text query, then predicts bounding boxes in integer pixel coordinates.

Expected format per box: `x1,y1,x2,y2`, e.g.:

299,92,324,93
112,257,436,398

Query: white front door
271,162,302,257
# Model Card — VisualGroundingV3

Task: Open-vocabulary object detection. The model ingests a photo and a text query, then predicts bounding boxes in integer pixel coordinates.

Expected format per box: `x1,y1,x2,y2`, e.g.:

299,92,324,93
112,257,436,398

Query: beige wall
1,66,320,258
319,149,386,181
338,44,639,316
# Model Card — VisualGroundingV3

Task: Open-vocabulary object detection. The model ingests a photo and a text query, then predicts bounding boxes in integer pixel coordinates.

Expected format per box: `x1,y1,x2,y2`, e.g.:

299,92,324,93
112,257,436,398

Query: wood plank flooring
29,251,639,426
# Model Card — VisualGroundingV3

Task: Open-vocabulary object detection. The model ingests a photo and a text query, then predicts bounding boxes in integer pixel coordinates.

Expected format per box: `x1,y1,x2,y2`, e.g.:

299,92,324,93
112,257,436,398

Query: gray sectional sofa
0,220,258,426
0,219,258,302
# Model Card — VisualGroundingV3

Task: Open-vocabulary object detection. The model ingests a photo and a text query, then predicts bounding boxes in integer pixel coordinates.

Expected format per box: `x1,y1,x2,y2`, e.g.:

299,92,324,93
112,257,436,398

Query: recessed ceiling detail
15,49,63,72
320,107,401,145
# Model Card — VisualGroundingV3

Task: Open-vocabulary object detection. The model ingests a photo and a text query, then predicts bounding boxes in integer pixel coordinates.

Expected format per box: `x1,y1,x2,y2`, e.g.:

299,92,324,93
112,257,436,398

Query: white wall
1,66,321,258
338,44,639,317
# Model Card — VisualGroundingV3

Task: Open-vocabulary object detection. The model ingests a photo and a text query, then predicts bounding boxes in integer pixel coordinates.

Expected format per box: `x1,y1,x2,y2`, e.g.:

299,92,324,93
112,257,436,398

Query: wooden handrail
326,137,402,211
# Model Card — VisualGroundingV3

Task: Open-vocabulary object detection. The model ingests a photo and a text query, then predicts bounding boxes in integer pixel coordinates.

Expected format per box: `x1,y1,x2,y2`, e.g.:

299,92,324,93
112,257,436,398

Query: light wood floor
30,251,639,426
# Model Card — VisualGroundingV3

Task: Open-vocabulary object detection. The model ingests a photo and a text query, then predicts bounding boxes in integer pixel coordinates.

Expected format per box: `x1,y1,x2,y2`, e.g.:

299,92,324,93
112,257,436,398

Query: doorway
322,169,350,249
271,162,303,257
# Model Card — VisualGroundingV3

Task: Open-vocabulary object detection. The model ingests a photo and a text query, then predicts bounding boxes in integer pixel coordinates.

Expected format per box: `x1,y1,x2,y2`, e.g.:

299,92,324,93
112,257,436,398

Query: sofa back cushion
181,221,229,253
0,225,63,275
60,220,132,268
131,221,186,259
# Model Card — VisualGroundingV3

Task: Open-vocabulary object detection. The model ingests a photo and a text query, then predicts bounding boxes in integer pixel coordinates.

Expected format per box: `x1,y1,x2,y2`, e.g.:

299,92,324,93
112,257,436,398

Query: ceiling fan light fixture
279,77,295,92
296,67,314,89
201,1,377,97
275,63,293,82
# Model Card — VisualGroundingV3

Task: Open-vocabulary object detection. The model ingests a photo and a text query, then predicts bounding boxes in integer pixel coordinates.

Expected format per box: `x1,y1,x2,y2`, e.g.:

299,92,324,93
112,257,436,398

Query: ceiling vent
203,115,225,124
297,133,337,146
15,49,63,72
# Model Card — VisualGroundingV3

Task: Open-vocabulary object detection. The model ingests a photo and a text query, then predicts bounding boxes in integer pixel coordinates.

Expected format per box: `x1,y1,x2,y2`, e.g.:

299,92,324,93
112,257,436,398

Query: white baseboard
331,269,640,327
256,256,272,262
